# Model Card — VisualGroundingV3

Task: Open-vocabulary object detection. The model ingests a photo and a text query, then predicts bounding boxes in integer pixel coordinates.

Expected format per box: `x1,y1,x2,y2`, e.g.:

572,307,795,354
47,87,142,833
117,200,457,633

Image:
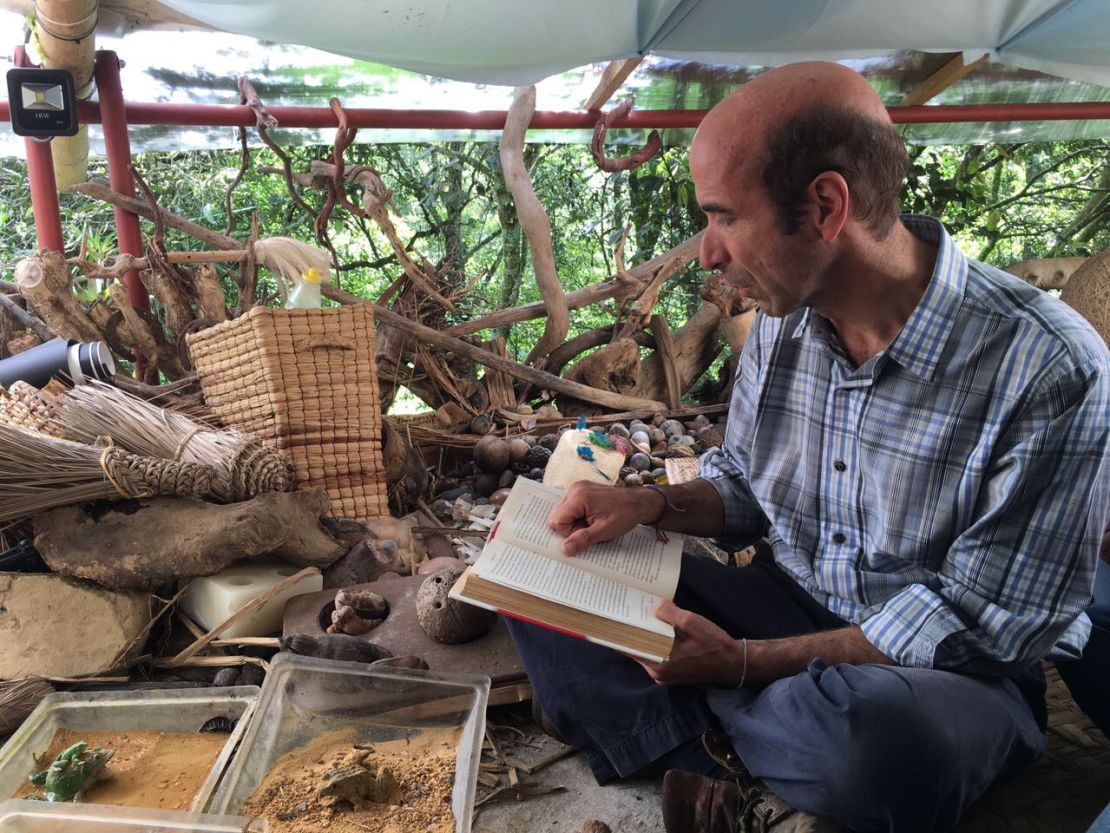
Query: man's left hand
636,600,745,687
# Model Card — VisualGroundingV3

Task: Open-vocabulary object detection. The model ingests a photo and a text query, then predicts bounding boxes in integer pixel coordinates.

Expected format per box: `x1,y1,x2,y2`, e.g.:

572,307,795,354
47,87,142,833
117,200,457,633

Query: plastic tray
0,799,266,832
0,687,258,813
209,653,489,832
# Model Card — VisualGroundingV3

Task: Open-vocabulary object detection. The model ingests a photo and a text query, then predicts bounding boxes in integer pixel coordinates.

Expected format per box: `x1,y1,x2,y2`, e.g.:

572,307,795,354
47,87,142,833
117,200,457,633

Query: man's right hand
548,481,664,556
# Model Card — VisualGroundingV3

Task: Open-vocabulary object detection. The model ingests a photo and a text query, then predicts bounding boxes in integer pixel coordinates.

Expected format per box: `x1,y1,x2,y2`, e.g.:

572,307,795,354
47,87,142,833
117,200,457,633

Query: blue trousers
507,554,1046,833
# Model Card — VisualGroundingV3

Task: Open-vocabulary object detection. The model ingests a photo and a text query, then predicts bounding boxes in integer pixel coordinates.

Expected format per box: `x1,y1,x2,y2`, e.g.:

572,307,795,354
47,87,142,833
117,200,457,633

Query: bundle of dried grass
0,423,216,523
51,381,293,503
0,678,54,734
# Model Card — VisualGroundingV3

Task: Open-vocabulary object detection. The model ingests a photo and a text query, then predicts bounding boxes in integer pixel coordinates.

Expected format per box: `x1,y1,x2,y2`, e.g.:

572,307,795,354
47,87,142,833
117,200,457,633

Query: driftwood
650,315,682,410
632,303,723,401
34,491,345,591
1005,256,1088,290
15,252,103,344
591,99,662,173
501,86,568,368
446,233,703,337
370,302,668,411
0,292,53,342
68,162,719,417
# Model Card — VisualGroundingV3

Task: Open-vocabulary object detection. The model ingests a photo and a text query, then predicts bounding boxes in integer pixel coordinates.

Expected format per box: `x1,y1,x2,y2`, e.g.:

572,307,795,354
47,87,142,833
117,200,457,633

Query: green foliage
1,138,1107,370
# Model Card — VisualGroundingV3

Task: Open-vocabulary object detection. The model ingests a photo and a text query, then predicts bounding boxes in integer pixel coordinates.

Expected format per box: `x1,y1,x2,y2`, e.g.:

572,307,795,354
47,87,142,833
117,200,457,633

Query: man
505,62,1110,833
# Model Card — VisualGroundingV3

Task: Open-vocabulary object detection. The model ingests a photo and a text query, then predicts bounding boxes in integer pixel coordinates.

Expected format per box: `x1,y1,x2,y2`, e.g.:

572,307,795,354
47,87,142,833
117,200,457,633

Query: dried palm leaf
0,423,215,523
51,381,292,503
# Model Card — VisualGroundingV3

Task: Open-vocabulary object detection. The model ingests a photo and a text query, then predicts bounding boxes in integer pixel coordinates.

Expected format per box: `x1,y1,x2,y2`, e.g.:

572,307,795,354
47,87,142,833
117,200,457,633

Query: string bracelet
737,638,748,689
643,483,685,543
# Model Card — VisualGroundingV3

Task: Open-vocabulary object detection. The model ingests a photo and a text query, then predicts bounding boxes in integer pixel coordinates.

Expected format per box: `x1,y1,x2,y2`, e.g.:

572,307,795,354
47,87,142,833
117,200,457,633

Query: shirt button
832,532,846,544
833,460,846,472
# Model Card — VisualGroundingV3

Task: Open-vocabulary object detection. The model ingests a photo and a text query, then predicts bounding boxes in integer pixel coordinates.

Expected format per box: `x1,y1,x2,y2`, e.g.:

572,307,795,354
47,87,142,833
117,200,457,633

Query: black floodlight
6,68,79,139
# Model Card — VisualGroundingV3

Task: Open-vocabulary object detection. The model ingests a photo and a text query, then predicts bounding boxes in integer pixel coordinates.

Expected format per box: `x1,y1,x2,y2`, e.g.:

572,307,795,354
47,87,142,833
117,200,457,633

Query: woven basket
186,304,387,520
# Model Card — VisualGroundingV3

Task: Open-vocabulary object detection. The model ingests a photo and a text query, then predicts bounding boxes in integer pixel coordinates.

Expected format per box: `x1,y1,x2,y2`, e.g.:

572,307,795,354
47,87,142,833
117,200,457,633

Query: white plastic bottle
285,267,323,309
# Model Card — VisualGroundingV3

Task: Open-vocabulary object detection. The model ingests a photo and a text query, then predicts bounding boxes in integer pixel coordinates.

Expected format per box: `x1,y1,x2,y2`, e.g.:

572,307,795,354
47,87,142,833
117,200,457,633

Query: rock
236,664,265,687
0,573,150,679
489,488,512,505
416,568,496,644
474,472,501,498
623,473,643,487
280,633,393,664
661,419,686,437
629,453,651,471
335,588,389,620
324,538,407,589
630,430,650,448
498,469,517,489
582,822,612,833
608,423,630,439
34,491,346,591
212,667,240,687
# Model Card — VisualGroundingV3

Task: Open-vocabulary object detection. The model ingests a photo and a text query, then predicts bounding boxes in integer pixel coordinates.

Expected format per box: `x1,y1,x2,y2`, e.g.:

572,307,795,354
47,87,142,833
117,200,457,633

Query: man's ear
806,171,850,241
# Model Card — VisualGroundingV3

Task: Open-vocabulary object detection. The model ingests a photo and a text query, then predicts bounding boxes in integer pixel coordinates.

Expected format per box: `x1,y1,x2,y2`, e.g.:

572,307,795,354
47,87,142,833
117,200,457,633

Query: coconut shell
416,568,496,644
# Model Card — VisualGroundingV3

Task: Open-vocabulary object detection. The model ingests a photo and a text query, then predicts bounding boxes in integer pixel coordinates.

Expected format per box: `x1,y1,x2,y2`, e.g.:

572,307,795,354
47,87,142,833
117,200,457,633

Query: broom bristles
253,237,331,303
0,678,54,734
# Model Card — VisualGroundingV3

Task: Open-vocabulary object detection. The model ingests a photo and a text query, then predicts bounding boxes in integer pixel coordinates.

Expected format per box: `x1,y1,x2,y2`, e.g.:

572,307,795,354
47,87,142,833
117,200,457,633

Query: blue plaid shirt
699,216,1110,674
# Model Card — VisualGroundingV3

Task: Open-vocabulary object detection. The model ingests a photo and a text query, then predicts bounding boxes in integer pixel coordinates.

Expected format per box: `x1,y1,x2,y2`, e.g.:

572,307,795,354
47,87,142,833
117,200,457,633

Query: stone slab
283,573,526,685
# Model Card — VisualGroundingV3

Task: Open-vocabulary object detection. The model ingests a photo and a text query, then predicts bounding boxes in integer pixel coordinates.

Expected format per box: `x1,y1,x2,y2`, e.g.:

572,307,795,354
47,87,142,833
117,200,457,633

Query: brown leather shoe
662,769,743,833
662,731,844,833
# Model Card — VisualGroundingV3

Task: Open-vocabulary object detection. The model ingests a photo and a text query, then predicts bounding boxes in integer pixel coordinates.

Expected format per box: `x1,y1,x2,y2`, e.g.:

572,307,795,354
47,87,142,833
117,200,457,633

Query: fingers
547,488,588,538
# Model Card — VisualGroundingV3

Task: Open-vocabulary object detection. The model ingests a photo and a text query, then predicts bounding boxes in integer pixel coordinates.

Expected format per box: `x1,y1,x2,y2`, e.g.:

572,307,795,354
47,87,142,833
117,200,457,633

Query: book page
472,540,674,637
492,477,566,558
492,477,682,598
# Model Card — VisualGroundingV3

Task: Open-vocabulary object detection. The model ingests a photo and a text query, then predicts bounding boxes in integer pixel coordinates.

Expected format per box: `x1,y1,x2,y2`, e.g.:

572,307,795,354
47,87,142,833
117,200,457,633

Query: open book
449,477,683,662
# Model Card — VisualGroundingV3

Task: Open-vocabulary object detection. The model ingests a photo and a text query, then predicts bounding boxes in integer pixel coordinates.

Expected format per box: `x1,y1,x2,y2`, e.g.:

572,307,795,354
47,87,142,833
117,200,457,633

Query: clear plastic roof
1,9,1109,158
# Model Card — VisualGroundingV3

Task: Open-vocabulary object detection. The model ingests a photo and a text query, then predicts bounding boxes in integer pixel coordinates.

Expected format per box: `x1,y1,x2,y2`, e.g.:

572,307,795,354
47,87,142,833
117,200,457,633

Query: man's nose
699,227,725,271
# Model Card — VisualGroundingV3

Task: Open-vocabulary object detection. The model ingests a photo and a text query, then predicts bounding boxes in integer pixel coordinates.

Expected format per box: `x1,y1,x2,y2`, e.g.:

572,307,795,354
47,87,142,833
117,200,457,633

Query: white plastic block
180,559,323,638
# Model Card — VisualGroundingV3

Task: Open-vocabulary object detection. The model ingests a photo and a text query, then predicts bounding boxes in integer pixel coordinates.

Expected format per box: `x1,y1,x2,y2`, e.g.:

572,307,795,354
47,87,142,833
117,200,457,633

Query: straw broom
0,423,215,524
51,381,293,503
0,678,54,734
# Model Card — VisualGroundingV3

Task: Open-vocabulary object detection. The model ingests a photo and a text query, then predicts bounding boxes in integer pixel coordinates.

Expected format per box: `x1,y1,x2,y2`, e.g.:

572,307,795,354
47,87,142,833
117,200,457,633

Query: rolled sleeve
864,357,1110,673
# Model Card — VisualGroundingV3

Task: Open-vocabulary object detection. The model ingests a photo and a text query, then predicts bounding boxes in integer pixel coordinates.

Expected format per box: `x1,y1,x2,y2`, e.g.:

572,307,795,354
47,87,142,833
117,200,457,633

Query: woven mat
958,664,1110,832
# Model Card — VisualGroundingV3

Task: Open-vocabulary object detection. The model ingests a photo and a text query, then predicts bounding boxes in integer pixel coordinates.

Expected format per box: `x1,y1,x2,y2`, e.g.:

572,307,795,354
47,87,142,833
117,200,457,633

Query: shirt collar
791,215,966,381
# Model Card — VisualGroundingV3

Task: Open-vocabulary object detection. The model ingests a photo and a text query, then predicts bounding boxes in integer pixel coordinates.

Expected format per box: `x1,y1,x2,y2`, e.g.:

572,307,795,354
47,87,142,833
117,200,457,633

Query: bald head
692,61,907,238
696,62,889,162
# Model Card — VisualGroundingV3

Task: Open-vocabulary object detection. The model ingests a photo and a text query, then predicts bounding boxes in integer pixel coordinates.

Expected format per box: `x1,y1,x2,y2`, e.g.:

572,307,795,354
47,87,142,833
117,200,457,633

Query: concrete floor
472,708,663,833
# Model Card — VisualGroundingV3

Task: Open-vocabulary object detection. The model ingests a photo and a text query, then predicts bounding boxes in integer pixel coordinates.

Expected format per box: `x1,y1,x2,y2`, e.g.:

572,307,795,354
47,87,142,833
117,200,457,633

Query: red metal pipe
93,52,148,312
3,100,1110,131
24,133,65,254
13,48,64,253
94,50,148,377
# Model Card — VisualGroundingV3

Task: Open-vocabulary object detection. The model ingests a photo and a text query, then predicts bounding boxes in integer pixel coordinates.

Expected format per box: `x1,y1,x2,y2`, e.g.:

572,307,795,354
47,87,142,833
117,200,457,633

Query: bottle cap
301,267,323,285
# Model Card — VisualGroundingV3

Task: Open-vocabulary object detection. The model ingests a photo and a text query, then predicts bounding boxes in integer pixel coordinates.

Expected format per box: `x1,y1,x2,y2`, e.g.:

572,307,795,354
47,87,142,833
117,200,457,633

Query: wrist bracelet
737,638,748,689
643,484,684,543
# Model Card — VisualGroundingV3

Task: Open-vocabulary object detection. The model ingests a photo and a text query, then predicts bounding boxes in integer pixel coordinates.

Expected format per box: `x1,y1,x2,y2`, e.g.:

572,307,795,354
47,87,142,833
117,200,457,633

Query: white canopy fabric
153,0,1110,89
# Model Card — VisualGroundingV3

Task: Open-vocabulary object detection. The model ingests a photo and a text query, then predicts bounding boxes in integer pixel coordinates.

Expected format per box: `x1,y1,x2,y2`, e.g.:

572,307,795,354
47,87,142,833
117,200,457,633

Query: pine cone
526,444,553,468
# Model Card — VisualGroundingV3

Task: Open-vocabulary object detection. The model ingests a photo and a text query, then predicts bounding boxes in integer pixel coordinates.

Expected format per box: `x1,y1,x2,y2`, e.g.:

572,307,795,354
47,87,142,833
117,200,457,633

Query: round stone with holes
415,568,496,644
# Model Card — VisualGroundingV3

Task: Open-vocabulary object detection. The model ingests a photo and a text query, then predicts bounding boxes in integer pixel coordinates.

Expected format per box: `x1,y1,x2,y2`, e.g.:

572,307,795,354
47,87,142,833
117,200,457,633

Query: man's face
690,137,821,319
